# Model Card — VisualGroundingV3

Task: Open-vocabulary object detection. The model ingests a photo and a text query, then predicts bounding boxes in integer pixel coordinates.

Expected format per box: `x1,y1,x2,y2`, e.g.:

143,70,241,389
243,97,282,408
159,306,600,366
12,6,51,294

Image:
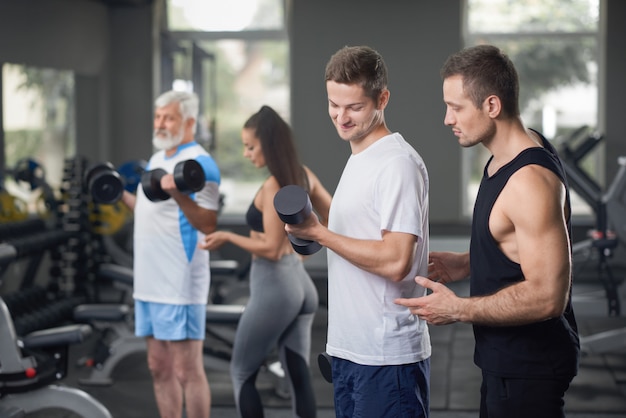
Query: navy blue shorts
332,357,430,418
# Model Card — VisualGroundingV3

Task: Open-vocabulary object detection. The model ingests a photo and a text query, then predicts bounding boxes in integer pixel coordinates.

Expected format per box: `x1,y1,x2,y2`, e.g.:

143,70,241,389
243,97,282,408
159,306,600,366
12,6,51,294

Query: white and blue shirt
133,142,221,305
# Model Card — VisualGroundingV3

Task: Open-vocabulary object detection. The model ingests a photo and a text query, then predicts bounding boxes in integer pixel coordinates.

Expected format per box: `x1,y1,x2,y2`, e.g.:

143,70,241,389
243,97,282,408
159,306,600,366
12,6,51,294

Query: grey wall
0,0,154,166
0,0,108,75
289,0,464,225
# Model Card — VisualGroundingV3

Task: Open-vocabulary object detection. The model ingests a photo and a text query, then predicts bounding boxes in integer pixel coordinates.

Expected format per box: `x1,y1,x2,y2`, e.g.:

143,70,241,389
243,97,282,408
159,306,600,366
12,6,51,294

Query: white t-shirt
326,132,431,366
133,142,221,305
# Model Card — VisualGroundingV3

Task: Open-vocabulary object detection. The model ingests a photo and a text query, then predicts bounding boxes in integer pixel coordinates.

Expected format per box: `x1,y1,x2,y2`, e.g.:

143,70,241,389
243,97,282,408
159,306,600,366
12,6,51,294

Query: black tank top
245,202,264,233
470,132,579,378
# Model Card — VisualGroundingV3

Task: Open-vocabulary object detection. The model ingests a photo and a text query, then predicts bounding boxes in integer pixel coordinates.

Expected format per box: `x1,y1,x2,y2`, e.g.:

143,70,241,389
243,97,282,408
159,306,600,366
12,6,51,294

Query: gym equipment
116,159,147,194
558,126,626,355
273,185,322,255
0,297,112,418
318,352,333,383
88,201,133,236
0,191,28,222
0,218,47,238
141,159,205,202
85,162,125,204
559,127,623,316
0,405,24,417
11,158,46,191
0,227,76,292
577,156,626,355
1,157,58,221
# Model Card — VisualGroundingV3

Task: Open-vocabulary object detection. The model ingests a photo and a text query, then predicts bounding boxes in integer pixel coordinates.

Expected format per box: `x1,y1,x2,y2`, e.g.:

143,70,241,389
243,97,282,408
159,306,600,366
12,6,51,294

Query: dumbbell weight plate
141,168,170,201
174,160,205,194
273,184,312,224
274,184,321,255
288,234,322,255
86,163,125,204
318,352,333,383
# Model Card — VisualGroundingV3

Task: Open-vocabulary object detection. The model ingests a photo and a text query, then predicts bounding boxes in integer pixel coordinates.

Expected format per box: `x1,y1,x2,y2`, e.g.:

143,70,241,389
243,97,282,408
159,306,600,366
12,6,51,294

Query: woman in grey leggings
200,105,331,417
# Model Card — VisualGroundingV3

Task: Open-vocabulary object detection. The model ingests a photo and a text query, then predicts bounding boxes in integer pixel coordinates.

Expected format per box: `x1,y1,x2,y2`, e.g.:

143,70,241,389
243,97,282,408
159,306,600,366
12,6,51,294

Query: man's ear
378,89,390,110
485,95,501,118
186,117,197,132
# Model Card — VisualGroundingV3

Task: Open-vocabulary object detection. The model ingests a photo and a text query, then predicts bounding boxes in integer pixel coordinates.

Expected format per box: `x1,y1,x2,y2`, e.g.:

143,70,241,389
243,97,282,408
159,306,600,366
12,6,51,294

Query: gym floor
20,241,626,417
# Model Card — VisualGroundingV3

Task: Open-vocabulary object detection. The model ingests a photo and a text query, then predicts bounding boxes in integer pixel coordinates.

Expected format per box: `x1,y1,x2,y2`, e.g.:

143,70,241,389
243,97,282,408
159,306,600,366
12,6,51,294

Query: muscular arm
396,166,571,326
458,165,571,326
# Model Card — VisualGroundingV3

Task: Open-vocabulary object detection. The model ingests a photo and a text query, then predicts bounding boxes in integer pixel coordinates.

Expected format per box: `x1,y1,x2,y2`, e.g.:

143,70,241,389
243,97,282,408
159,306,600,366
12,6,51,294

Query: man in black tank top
396,45,579,418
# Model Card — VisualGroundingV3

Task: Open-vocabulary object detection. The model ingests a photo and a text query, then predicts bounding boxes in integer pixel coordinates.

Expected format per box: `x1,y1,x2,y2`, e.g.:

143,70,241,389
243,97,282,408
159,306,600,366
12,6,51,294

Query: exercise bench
0,297,111,417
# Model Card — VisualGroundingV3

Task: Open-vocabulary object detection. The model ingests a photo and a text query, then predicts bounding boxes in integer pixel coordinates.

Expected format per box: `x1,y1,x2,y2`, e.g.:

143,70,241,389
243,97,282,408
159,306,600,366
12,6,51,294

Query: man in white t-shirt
121,90,220,418
286,46,431,417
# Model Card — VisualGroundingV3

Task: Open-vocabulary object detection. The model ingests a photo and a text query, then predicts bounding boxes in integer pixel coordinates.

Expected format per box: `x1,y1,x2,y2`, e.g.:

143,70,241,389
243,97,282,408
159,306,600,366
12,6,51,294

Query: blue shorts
332,357,430,418
134,300,206,341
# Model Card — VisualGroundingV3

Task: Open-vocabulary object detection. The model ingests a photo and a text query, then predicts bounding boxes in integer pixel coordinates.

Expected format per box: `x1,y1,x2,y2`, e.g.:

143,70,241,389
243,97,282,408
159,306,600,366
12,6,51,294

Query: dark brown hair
440,44,520,117
243,105,307,189
324,45,388,101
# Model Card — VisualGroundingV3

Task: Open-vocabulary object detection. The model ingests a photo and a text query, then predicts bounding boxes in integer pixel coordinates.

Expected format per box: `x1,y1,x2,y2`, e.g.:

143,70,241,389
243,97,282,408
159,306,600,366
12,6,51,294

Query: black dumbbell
273,184,322,255
318,352,333,383
141,159,205,202
85,162,125,204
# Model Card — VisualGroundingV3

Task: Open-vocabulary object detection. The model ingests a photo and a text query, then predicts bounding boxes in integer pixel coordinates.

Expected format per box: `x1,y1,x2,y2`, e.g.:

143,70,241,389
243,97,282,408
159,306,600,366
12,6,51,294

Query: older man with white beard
120,90,221,418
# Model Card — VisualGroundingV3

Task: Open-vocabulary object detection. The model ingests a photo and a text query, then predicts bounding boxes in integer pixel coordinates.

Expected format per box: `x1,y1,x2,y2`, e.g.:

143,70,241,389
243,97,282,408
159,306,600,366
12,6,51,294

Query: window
167,0,283,31
1,64,75,219
464,0,600,216
164,0,289,215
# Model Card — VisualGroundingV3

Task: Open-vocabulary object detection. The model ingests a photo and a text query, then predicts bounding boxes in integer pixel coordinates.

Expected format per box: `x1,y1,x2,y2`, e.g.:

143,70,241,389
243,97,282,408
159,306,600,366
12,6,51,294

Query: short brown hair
440,44,520,117
325,46,388,101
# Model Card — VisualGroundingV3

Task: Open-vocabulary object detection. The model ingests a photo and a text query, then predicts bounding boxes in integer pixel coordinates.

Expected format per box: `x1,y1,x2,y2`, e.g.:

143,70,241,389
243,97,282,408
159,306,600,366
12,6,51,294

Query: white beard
152,129,184,151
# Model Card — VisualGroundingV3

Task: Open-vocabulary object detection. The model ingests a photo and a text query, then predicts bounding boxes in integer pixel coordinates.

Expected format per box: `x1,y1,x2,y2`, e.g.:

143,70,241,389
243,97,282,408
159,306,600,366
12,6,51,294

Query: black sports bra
245,202,264,232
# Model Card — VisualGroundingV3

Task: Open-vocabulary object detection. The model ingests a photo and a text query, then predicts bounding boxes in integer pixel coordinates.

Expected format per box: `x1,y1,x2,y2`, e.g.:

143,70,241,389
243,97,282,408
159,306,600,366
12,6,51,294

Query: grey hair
154,90,199,131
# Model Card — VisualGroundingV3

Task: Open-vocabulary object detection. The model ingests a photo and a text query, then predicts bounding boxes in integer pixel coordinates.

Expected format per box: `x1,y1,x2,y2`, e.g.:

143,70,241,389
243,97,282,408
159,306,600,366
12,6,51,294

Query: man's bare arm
396,166,571,326
288,215,417,282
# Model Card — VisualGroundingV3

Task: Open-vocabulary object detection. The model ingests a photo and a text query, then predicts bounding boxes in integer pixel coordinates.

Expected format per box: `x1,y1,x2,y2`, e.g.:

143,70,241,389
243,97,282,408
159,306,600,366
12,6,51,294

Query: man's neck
165,136,194,157
486,120,542,175
350,124,391,155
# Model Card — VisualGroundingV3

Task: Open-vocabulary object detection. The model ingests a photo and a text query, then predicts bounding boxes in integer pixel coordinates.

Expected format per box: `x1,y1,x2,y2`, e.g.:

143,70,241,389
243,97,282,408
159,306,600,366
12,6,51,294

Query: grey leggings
231,253,318,418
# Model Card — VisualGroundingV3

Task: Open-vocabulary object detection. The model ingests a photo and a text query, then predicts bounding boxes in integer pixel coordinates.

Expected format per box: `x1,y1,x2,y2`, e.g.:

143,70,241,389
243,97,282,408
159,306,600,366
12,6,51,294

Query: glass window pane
468,0,599,33
167,0,284,31
2,64,75,217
